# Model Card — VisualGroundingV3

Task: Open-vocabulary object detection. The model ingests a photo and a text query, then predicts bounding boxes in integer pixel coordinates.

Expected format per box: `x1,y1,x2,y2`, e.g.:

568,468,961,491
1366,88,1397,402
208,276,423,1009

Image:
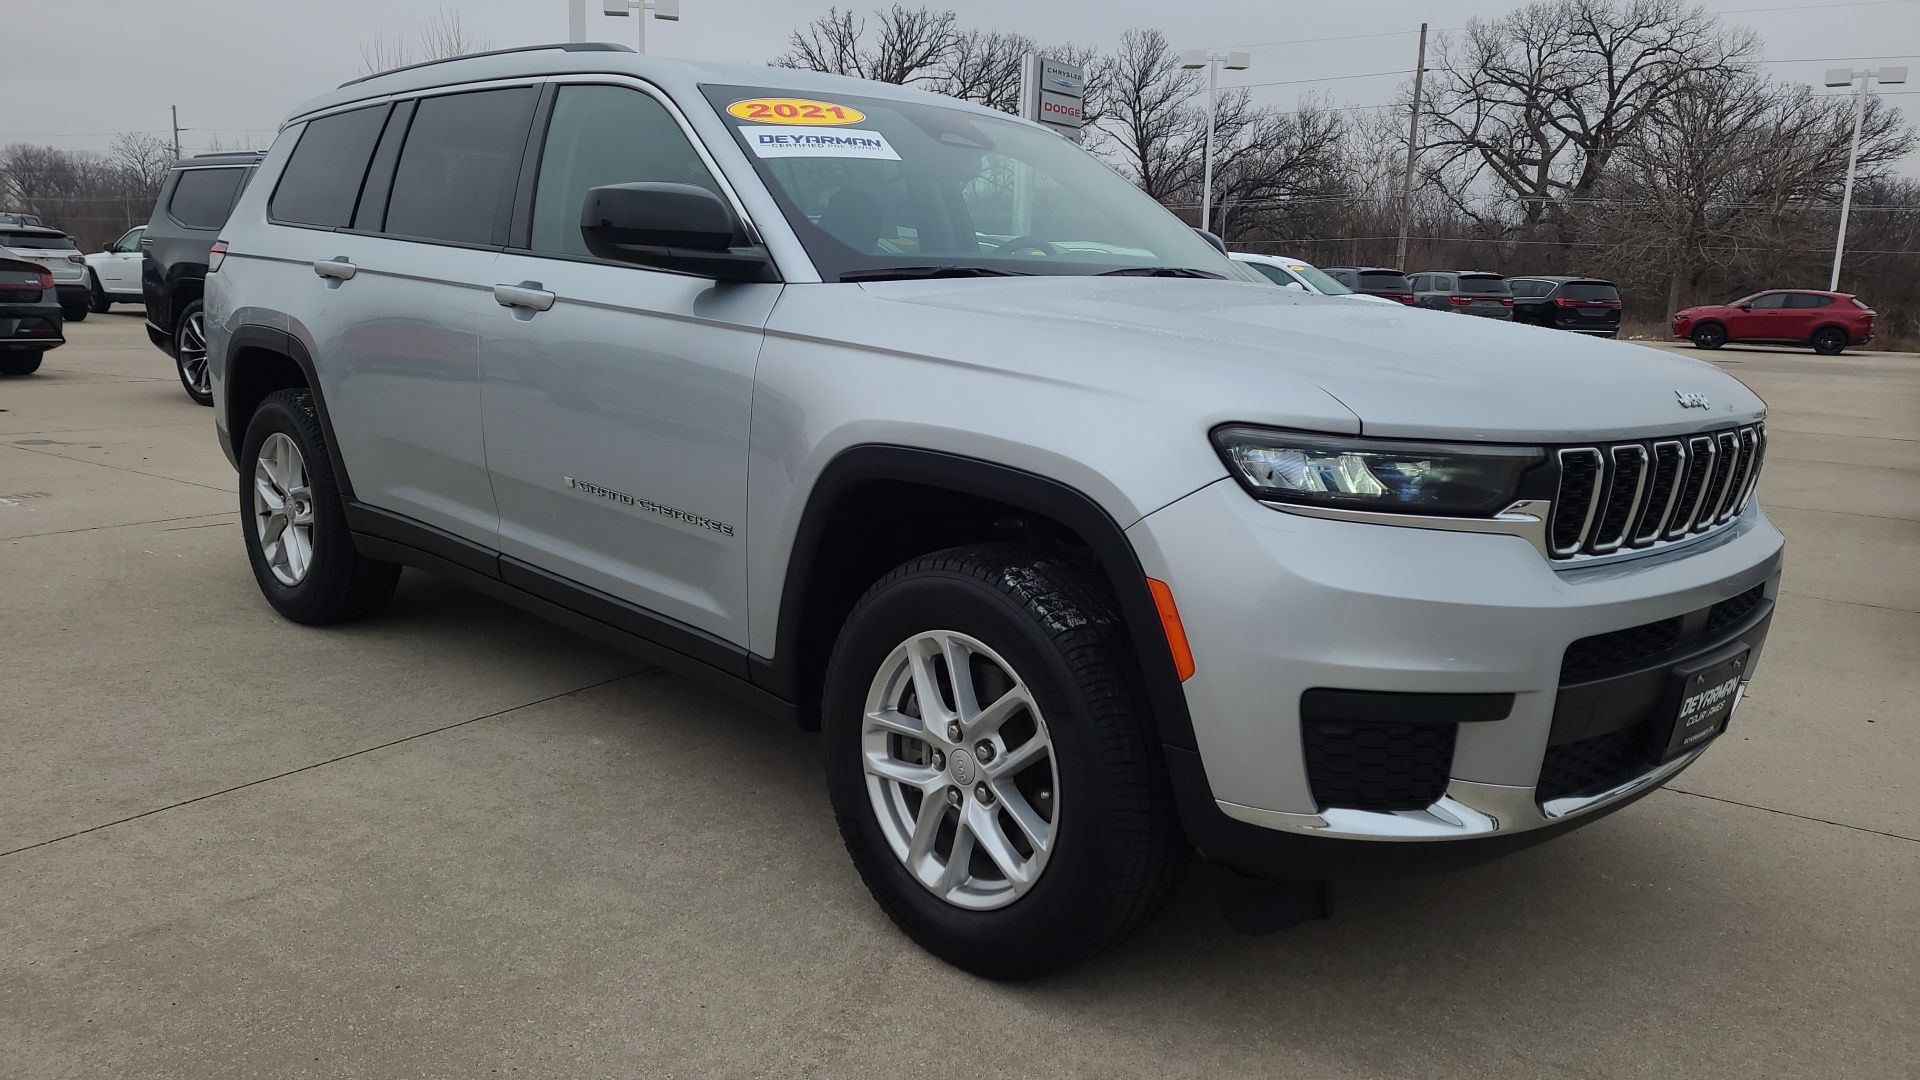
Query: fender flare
754,444,1200,750
223,323,357,501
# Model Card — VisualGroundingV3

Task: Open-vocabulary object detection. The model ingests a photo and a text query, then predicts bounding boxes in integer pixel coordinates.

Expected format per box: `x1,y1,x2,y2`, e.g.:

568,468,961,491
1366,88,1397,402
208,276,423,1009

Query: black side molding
1300,689,1515,725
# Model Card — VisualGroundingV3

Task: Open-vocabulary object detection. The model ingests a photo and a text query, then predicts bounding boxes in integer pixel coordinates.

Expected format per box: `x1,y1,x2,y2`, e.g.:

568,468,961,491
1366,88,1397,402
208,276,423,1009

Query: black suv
1410,271,1513,319
1320,266,1414,304
1508,276,1622,337
143,151,264,404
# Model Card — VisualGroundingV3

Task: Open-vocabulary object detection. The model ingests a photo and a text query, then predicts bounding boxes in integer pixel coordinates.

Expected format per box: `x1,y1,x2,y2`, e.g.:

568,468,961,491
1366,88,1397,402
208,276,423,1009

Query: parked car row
1229,256,1628,338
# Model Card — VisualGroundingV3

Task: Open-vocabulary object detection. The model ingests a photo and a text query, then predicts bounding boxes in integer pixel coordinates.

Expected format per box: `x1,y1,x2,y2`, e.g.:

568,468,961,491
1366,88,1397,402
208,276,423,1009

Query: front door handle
312,258,357,281
493,282,556,312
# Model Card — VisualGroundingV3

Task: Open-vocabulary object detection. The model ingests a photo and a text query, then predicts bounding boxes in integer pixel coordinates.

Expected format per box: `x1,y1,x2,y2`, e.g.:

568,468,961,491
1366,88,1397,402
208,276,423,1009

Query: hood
851,276,1765,443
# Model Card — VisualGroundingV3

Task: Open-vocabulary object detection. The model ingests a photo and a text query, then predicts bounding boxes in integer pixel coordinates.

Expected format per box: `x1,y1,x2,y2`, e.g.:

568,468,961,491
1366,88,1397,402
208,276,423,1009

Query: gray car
206,44,1783,978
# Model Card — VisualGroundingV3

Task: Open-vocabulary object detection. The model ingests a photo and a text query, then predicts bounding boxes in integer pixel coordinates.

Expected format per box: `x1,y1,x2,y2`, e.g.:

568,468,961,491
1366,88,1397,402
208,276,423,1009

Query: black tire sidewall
1812,328,1845,355
1692,323,1725,349
823,564,1141,976
238,390,356,622
88,273,111,313
174,301,212,405
0,351,45,376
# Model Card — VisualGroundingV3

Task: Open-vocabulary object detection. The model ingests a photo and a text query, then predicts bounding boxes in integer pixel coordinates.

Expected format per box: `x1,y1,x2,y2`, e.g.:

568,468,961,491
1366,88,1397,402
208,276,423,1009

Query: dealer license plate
1663,648,1748,761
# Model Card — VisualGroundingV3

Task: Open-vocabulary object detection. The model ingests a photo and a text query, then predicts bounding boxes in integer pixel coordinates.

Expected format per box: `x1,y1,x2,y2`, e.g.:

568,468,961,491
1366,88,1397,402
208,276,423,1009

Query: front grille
1537,722,1654,803
1704,583,1766,635
1561,617,1684,679
1549,423,1765,561
1302,720,1457,812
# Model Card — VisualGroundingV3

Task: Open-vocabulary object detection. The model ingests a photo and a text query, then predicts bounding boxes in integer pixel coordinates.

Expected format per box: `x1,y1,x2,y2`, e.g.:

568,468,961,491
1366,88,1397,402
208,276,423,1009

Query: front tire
61,300,88,322
1691,322,1726,350
0,350,45,376
1811,327,1847,356
174,300,213,406
239,388,400,625
822,544,1185,979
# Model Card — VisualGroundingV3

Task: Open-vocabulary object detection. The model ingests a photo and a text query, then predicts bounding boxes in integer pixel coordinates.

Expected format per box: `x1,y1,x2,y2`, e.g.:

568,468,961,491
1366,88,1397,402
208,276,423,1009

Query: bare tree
360,6,491,75
1422,0,1759,231
1091,29,1207,202
926,28,1035,112
776,5,957,86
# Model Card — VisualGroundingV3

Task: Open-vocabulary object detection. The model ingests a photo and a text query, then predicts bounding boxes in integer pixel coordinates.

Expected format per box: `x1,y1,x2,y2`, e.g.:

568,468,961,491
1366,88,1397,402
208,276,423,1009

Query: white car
0,225,89,321
1231,251,1401,306
84,226,146,312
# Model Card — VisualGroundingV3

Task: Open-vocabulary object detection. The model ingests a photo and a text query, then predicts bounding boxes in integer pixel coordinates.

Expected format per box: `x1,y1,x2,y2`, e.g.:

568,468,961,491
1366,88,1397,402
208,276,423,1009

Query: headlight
1212,426,1544,516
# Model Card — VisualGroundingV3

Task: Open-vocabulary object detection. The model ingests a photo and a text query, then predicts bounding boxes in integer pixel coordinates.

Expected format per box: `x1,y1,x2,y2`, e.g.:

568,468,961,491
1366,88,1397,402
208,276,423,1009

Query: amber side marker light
1145,578,1196,681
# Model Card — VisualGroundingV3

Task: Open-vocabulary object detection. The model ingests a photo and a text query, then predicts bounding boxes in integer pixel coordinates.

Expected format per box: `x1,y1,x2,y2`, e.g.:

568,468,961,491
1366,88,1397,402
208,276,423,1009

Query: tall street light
1824,65,1907,290
1178,49,1251,235
604,0,681,52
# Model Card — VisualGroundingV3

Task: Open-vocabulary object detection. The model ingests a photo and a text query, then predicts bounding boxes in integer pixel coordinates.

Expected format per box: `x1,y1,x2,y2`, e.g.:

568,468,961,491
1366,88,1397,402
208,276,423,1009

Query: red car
1672,289,1874,355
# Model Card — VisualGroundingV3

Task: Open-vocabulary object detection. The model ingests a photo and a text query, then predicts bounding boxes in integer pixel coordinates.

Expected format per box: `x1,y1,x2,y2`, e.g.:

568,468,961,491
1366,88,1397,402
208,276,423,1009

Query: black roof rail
338,41,636,88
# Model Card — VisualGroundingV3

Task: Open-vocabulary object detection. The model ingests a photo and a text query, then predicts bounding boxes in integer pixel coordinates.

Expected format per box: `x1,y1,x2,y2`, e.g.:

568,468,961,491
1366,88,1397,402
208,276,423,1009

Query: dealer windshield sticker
728,98,867,125
746,127,901,161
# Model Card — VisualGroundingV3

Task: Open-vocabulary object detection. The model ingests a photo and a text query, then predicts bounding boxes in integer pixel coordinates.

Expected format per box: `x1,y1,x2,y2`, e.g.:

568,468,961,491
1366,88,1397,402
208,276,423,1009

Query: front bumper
1129,477,1784,878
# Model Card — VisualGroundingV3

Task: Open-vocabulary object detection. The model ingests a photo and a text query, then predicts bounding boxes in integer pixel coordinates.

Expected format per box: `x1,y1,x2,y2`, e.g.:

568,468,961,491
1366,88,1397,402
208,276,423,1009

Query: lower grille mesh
1302,721,1457,812
1537,723,1654,803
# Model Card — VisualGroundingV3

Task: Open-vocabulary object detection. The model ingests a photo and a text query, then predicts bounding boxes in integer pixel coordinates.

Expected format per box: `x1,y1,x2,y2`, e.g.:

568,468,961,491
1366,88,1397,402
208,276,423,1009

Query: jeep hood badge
1675,390,1711,410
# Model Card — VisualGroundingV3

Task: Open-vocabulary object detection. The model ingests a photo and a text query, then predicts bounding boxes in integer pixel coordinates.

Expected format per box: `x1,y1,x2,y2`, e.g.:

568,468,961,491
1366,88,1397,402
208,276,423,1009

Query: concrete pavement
2,313,1915,1078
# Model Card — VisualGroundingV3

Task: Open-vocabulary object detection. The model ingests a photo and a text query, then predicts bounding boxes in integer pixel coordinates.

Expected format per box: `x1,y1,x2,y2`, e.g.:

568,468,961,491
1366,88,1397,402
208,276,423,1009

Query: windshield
703,84,1239,281
0,231,77,250
1278,261,1350,295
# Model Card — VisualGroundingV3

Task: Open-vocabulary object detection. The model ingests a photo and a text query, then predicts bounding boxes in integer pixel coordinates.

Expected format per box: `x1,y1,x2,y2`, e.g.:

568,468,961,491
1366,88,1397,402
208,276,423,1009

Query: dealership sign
1021,55,1086,141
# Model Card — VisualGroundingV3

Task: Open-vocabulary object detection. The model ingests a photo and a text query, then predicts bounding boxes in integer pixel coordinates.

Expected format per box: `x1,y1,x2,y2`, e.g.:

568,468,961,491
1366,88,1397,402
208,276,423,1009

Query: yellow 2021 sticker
728,98,866,125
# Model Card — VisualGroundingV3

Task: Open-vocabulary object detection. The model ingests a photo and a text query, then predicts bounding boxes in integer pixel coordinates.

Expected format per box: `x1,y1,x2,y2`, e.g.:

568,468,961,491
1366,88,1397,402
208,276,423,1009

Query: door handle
493,282,556,312
312,258,357,281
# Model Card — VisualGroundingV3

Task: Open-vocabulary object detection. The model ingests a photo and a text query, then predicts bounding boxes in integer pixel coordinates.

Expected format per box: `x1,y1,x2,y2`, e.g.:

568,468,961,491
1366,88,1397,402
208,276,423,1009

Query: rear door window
1785,293,1833,309
528,85,723,258
168,168,249,229
384,87,539,246
271,105,390,228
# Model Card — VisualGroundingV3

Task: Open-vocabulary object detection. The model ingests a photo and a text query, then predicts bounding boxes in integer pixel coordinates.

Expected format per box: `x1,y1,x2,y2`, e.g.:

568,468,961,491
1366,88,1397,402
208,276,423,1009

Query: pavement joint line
4,420,224,438
1,511,240,542
0,669,654,861
1662,787,1918,844
1777,588,1919,615
4,442,232,494
1764,503,1919,523
1763,427,1918,444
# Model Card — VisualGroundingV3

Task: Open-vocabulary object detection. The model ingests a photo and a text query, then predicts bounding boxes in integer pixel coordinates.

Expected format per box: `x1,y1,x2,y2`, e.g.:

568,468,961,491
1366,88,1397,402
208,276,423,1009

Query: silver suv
206,44,1783,978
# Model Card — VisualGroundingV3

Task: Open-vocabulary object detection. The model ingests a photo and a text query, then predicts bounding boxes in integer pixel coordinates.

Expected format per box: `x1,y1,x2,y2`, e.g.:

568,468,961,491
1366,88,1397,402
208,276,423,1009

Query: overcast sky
5,0,1917,174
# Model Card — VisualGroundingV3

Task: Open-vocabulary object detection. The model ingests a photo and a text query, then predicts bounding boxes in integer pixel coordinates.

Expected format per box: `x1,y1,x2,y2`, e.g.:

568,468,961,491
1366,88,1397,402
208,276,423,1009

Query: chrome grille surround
1548,423,1766,563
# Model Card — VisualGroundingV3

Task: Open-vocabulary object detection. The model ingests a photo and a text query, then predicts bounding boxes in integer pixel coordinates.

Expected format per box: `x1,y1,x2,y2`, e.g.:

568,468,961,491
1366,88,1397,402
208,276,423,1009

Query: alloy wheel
178,310,210,395
861,630,1059,911
252,432,316,586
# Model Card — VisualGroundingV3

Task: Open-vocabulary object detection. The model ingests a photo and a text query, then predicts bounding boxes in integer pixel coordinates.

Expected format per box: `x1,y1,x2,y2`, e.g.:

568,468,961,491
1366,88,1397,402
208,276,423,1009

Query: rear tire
239,388,400,625
87,273,113,313
61,301,88,322
0,351,45,376
1690,322,1726,350
173,300,213,406
1811,327,1847,356
822,544,1187,979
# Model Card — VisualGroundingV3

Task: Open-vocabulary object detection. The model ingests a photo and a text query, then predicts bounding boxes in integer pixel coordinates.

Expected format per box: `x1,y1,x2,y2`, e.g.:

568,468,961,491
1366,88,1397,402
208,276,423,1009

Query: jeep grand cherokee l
205,45,1783,979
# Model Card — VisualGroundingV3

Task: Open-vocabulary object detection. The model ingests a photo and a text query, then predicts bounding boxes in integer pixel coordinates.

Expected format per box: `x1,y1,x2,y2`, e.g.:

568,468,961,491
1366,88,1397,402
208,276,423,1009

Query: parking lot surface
3,313,1915,1078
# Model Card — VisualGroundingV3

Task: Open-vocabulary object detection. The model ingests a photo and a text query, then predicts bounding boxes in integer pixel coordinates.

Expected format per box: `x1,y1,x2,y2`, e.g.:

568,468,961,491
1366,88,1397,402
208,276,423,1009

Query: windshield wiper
1098,266,1227,279
840,265,1029,283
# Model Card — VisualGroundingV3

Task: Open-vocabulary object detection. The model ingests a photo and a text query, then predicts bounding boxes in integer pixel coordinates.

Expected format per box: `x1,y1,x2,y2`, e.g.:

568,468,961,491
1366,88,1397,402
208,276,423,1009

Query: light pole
1178,49,1251,235
603,0,680,53
1824,65,1907,291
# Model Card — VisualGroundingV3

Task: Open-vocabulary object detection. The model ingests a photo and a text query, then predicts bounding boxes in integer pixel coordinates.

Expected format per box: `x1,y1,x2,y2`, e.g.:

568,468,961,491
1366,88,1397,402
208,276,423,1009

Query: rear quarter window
271,105,390,228
167,168,249,230
1785,293,1834,309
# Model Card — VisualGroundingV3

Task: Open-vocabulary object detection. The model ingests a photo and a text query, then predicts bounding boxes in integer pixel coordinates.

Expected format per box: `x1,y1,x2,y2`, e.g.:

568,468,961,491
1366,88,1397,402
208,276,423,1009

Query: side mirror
1192,227,1228,255
1736,302,1751,311
580,183,777,283
1283,281,1306,291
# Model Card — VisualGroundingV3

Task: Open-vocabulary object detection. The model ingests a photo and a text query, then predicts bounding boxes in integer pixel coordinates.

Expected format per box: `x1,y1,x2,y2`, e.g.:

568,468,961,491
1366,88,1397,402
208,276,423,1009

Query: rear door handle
493,282,556,312
312,258,357,280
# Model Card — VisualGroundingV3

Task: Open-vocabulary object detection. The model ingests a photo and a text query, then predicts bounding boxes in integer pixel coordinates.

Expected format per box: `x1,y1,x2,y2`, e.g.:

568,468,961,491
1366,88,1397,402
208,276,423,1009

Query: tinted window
1561,282,1618,301
168,168,248,229
530,85,722,258
112,228,144,252
1243,261,1296,287
1358,271,1411,292
0,231,77,250
1785,293,1833,309
385,88,537,246
1506,279,1547,298
1748,292,1788,309
272,105,389,227
1458,275,1508,295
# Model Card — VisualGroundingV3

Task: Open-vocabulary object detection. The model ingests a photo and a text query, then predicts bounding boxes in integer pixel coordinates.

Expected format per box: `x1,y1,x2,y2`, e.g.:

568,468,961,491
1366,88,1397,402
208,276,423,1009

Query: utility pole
1179,49,1251,235
1824,65,1907,291
171,105,181,160
604,0,679,53
1395,23,1428,269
